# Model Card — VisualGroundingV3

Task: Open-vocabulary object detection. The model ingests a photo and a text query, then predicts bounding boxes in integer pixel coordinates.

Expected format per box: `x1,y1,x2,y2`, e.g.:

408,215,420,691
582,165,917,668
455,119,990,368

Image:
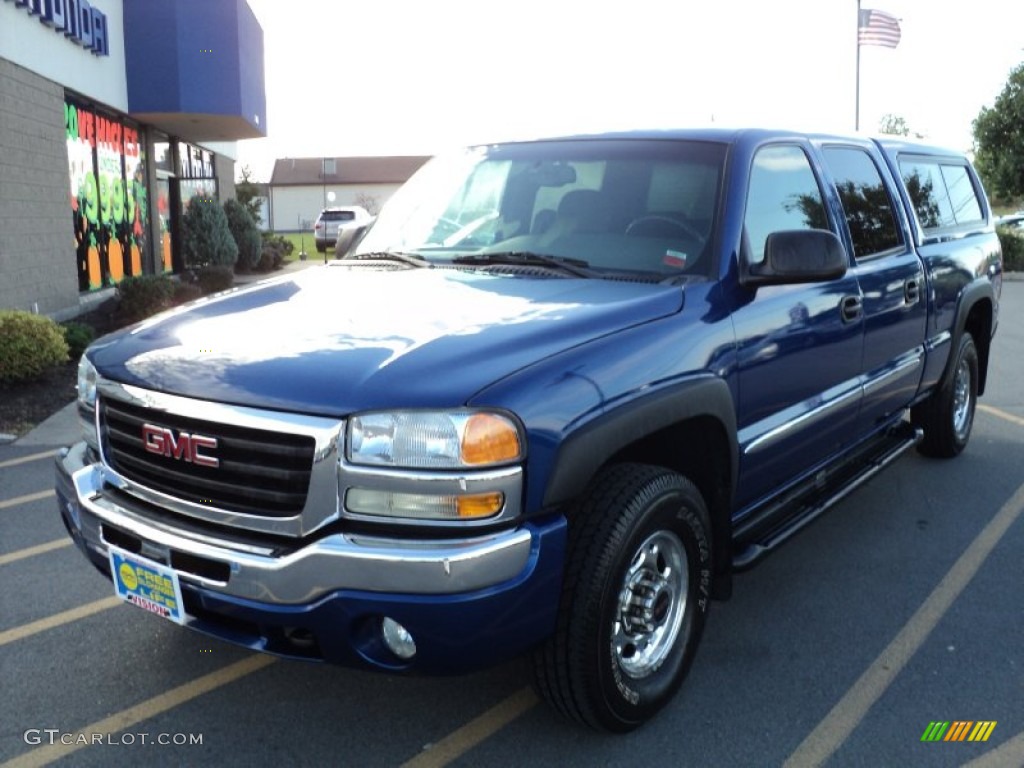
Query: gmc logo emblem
141,424,219,468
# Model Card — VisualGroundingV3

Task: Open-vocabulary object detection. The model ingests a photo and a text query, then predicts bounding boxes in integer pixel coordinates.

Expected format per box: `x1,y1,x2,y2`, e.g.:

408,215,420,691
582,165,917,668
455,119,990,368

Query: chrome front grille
101,398,315,516
92,381,344,538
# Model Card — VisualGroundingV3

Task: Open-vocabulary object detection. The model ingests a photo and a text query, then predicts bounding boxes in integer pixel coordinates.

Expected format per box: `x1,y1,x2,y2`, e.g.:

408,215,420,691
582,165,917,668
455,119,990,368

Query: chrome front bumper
56,441,535,604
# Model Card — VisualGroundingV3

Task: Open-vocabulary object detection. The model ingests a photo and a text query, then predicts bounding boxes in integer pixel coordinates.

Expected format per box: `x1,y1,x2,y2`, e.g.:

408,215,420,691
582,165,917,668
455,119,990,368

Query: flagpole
855,0,861,131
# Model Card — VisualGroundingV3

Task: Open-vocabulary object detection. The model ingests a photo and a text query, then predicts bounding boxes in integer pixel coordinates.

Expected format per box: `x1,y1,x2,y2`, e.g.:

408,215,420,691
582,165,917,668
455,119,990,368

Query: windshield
356,139,725,277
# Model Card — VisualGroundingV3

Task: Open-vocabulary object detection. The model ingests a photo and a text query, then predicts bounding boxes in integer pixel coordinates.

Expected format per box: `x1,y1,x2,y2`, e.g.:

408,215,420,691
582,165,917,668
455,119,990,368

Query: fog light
381,617,416,660
346,488,504,521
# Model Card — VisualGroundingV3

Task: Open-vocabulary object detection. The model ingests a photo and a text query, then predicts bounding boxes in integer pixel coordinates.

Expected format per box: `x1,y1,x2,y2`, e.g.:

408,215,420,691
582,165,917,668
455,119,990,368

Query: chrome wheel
613,530,688,679
912,332,978,458
952,356,973,440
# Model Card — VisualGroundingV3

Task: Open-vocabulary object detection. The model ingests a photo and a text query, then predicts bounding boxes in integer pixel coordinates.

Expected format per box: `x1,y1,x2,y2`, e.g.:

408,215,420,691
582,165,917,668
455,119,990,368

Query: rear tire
532,463,711,732
912,332,978,458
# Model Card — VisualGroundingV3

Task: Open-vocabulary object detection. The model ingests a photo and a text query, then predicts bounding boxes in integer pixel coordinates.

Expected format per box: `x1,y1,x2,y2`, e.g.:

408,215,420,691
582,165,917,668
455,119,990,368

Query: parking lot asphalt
0,282,1021,768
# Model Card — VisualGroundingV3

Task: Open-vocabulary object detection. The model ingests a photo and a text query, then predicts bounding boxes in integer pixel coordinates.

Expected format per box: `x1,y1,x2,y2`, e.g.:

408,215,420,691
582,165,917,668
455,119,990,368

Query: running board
732,422,922,570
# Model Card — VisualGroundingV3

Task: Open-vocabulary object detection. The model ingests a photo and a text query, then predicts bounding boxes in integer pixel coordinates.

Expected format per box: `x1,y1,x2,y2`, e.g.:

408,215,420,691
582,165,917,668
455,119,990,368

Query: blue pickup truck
57,129,1002,731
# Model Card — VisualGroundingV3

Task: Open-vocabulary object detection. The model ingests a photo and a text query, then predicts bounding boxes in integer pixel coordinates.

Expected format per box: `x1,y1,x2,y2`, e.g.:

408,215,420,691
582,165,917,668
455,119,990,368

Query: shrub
224,198,262,272
997,226,1024,272
255,248,275,272
117,274,176,323
181,195,238,269
61,321,96,359
172,281,203,305
197,265,235,295
256,237,288,272
262,232,294,257
0,311,69,384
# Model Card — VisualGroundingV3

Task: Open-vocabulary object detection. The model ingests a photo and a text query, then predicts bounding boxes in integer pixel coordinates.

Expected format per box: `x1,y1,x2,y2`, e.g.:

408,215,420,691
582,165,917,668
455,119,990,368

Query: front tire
912,332,978,458
532,464,711,732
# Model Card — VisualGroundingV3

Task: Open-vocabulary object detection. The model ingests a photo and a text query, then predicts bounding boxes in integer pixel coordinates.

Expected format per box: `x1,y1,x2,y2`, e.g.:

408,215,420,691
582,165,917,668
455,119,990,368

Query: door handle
904,279,920,305
840,295,862,324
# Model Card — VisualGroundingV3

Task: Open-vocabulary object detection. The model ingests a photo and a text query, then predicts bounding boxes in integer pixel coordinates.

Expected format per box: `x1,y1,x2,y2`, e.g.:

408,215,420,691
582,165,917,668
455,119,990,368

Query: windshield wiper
346,251,430,268
452,251,595,278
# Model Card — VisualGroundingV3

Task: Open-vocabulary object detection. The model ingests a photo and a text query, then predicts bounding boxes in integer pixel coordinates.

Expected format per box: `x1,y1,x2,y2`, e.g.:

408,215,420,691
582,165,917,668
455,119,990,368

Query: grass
267,232,335,263
277,232,313,257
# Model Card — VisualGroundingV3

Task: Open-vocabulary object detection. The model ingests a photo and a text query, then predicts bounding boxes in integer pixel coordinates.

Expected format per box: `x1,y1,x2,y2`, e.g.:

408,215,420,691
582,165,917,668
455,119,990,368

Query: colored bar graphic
945,721,973,741
968,722,998,742
921,721,996,742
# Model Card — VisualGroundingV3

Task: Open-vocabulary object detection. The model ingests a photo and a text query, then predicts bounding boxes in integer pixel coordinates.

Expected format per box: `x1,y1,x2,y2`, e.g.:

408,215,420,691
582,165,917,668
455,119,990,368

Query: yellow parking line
0,450,57,470
0,597,121,648
0,539,71,567
0,490,55,511
784,480,1024,768
978,404,1024,428
401,687,538,768
1,655,277,768
962,728,1024,768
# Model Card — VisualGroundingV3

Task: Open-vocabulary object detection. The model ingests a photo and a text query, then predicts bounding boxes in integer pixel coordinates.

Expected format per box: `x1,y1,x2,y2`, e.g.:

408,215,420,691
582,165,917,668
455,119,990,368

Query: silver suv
313,206,372,253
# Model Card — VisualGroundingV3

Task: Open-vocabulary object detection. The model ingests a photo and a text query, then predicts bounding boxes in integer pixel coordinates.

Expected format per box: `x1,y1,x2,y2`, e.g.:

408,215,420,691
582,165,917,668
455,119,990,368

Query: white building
267,156,429,232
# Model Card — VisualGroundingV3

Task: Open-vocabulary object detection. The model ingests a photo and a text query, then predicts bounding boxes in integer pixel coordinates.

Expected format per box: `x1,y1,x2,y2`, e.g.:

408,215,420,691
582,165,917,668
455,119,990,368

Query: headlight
348,410,522,469
76,355,99,448
77,355,97,409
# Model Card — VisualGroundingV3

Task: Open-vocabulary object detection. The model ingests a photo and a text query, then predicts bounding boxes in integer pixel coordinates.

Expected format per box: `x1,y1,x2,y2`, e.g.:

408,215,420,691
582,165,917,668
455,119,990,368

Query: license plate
109,547,186,624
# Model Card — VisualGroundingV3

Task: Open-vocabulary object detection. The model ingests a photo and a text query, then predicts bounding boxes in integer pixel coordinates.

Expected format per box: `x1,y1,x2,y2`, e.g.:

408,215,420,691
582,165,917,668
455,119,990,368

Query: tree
223,198,262,271
181,195,238,269
879,113,911,137
355,192,381,216
973,62,1024,202
235,165,263,227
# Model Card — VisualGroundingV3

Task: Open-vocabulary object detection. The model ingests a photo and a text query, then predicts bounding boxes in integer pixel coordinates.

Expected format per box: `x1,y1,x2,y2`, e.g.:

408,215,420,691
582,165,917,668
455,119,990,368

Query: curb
232,257,323,286
14,401,80,448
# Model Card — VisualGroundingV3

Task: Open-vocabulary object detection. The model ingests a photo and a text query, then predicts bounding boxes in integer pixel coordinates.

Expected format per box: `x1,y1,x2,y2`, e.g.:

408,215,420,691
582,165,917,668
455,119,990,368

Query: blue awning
123,0,266,142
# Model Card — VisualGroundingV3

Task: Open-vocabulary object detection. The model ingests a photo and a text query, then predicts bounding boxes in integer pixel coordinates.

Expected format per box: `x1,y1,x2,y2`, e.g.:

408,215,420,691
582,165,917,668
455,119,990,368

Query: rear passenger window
744,145,827,264
822,147,902,259
940,165,983,224
898,157,984,233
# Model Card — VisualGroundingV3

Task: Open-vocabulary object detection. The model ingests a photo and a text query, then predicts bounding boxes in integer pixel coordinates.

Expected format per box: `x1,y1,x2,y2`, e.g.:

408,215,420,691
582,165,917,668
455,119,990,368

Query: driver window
744,145,828,264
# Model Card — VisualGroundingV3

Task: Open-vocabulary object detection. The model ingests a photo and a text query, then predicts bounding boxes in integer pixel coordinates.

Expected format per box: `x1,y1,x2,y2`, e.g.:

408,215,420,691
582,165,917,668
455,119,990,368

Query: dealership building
0,0,266,319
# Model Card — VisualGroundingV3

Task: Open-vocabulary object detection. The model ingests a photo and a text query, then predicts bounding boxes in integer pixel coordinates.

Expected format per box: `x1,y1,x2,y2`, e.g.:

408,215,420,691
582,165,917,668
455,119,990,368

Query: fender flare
543,376,738,597
943,278,996,394
543,376,737,506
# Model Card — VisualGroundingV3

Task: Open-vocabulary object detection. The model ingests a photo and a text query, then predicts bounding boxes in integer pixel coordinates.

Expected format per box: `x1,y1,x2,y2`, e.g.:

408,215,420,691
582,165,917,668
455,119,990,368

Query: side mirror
742,229,848,286
336,219,375,259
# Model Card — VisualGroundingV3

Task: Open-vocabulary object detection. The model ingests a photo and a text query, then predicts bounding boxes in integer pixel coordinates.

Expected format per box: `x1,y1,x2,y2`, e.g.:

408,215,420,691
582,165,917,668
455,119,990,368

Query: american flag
858,9,901,48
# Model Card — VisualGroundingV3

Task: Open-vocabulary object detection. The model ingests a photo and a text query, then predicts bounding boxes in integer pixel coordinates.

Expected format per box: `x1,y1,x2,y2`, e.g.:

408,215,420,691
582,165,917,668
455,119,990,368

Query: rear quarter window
898,156,984,234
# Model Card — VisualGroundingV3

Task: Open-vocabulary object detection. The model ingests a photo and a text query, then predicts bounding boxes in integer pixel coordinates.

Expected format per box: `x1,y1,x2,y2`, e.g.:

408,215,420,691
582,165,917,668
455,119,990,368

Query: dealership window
153,133,174,274
65,96,149,292
177,141,217,207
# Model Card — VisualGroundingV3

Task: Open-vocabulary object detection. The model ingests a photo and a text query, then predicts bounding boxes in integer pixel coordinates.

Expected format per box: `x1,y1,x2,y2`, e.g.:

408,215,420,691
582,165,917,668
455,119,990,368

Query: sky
236,0,1024,182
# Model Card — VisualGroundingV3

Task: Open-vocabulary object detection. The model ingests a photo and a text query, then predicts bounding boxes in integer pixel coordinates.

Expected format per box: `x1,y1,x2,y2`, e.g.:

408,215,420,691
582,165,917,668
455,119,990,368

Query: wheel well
963,299,992,395
604,415,734,600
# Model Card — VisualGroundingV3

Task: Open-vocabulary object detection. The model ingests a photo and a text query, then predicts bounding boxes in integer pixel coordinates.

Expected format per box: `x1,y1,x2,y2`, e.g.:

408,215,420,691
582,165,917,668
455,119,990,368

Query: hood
90,265,684,415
